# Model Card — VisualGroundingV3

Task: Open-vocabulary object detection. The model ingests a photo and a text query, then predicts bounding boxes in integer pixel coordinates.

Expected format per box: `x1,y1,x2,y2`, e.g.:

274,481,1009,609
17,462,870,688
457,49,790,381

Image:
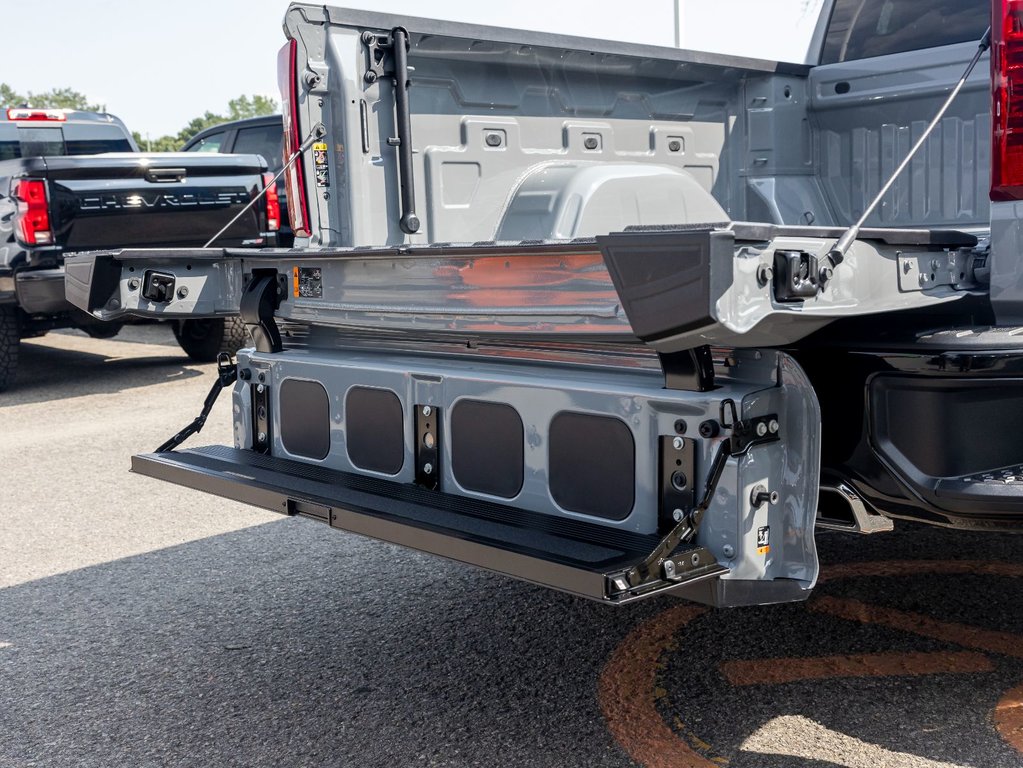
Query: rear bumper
16,268,69,314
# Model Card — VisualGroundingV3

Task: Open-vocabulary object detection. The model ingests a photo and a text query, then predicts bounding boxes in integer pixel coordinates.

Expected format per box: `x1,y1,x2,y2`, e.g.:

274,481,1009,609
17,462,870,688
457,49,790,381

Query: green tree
131,131,181,152
227,95,278,121
0,83,103,111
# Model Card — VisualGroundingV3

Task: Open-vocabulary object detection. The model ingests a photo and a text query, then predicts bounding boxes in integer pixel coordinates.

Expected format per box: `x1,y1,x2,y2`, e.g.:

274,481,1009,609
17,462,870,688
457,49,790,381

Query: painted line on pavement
719,650,993,686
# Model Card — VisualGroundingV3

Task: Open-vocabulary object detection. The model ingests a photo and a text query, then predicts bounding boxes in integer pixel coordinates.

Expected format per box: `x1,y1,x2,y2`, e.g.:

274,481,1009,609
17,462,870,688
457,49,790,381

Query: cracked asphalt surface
2,326,1023,767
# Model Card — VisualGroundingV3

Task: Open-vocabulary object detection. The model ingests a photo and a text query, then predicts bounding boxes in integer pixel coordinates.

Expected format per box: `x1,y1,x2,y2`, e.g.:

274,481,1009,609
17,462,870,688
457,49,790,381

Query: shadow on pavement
0,519,641,768
5,336,204,407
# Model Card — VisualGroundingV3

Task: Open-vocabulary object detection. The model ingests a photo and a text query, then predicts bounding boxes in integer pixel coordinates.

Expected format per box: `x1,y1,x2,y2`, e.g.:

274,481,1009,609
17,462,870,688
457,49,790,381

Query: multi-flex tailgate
65,224,981,348
132,445,724,604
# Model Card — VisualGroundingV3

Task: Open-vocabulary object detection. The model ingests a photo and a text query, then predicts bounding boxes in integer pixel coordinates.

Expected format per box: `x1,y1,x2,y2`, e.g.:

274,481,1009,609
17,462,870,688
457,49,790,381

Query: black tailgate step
132,446,724,603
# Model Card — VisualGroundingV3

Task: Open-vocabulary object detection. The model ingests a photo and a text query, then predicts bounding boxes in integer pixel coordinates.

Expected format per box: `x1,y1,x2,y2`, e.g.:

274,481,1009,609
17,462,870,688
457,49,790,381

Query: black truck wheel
0,304,20,392
172,316,250,362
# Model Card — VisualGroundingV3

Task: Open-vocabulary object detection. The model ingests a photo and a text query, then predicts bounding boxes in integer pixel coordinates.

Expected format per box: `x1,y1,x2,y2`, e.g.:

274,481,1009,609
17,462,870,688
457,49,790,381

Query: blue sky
6,0,821,138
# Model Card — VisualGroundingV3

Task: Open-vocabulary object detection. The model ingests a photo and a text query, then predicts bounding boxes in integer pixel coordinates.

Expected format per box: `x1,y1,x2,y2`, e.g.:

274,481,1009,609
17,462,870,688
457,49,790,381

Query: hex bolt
699,420,720,439
722,544,735,558
768,419,780,434
756,422,769,437
423,463,433,475
672,508,684,523
364,71,378,84
127,278,140,291
256,384,265,394
751,485,779,508
422,405,432,417
672,436,684,451
177,286,189,300
239,369,252,381
257,432,267,444
674,419,687,435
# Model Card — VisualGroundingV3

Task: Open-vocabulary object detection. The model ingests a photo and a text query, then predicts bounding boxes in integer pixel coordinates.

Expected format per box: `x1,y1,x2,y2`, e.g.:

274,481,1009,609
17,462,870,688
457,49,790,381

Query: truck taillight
12,179,52,246
263,172,281,231
993,0,1023,200
6,108,66,122
277,38,311,238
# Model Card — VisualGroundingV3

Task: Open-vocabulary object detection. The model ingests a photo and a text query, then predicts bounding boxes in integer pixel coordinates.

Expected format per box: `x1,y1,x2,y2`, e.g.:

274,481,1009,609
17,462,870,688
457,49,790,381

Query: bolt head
672,436,684,451
257,432,267,444
672,508,684,523
691,553,701,566
722,544,735,558
423,463,433,475
256,384,265,394
819,266,834,283
756,422,768,437
364,71,378,84
422,406,432,417
769,419,780,434
177,286,189,300
127,278,140,291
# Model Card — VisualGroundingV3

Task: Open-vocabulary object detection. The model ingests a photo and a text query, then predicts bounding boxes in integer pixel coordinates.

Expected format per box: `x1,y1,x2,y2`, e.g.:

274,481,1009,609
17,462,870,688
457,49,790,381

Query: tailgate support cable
155,353,238,453
823,26,991,275
202,123,326,249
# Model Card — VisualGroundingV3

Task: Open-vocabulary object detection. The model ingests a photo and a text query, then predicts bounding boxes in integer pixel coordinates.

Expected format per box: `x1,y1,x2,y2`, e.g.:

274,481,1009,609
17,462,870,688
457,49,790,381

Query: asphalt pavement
2,326,1023,768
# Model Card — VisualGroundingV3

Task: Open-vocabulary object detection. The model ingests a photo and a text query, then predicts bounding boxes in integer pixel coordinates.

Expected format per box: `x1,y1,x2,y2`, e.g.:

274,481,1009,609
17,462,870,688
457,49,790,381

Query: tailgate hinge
610,399,780,598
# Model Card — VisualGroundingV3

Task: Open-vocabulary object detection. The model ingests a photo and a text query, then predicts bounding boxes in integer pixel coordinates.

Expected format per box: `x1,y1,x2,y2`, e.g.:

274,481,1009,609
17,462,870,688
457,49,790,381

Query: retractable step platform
133,445,725,604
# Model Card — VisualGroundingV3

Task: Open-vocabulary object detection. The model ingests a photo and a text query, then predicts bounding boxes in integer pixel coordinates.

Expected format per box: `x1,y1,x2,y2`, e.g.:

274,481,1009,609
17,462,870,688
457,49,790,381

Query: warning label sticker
313,142,330,187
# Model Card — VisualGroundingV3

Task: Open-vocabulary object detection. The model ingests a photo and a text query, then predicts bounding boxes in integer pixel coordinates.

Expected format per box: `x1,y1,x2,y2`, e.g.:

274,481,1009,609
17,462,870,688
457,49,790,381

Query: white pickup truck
65,0,1018,606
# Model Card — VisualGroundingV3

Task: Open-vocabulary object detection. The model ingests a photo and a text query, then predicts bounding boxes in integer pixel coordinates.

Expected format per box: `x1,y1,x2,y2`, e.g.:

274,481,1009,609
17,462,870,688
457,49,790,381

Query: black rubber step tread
137,445,661,570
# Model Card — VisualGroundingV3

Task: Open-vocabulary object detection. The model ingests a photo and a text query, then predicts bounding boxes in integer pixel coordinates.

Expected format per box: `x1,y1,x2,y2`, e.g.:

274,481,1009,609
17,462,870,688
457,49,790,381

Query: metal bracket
659,436,696,531
361,30,392,84
720,399,780,454
415,405,440,490
659,345,715,392
239,273,285,354
252,381,271,455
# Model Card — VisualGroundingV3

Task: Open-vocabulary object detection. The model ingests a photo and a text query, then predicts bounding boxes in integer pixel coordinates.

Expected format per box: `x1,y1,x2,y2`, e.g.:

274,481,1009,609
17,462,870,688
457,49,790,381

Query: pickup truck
0,108,281,390
181,115,293,247
66,0,1016,607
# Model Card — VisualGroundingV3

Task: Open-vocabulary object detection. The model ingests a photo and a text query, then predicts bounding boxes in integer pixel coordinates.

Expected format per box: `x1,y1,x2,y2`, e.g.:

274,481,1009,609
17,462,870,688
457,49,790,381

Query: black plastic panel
451,400,524,498
346,387,404,475
549,412,635,520
597,229,723,343
279,379,330,460
870,376,1023,478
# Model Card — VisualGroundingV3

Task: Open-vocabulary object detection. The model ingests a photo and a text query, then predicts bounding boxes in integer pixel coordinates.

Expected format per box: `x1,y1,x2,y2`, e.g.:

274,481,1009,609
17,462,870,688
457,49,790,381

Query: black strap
156,353,238,453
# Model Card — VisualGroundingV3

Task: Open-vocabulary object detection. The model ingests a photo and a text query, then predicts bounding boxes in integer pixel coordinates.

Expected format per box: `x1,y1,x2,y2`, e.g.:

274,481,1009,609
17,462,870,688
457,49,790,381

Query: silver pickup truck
65,0,1017,606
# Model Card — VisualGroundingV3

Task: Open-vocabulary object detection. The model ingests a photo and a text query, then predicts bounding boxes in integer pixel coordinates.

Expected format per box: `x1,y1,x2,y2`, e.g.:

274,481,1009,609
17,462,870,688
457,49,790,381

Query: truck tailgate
24,153,270,250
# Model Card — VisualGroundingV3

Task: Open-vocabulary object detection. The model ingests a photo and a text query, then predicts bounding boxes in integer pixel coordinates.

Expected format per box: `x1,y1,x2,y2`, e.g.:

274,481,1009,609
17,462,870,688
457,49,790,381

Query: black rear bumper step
132,446,724,603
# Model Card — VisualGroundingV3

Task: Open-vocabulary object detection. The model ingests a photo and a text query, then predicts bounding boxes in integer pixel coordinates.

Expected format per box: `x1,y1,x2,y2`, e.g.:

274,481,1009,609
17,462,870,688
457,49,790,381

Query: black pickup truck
0,107,280,390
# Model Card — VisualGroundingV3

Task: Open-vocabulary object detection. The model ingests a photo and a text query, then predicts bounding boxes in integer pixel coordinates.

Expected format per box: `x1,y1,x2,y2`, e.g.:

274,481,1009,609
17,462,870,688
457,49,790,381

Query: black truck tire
0,304,19,392
172,316,250,362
